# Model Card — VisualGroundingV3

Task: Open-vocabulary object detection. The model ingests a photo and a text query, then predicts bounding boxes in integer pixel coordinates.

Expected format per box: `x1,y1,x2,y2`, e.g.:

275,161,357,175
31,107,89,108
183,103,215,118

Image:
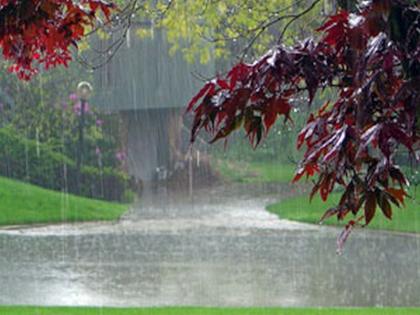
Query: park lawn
0,307,419,315
267,188,420,233
0,176,129,226
213,159,296,184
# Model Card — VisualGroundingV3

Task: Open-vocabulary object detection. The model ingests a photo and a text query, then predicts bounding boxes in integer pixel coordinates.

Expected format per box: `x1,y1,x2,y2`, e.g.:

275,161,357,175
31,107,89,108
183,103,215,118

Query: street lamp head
76,81,93,101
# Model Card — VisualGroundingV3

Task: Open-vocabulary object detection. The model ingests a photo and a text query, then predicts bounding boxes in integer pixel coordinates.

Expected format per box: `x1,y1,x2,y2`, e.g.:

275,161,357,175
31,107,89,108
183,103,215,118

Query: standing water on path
0,183,419,307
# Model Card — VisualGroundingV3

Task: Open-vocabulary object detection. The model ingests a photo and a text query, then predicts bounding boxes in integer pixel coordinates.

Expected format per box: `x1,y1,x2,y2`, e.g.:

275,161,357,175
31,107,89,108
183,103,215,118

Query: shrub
0,127,133,202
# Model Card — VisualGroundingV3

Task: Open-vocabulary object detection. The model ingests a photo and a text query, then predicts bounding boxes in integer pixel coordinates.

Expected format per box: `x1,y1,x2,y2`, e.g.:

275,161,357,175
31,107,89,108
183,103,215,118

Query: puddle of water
0,183,419,307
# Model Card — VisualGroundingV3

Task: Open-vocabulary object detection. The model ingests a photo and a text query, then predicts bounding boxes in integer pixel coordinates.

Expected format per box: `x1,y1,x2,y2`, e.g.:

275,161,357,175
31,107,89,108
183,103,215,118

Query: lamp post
76,81,93,193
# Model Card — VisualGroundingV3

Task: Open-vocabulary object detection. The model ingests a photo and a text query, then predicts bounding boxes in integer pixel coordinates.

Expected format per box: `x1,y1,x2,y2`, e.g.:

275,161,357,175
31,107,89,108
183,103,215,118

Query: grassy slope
1,307,419,315
267,189,420,233
213,159,296,184
0,176,128,226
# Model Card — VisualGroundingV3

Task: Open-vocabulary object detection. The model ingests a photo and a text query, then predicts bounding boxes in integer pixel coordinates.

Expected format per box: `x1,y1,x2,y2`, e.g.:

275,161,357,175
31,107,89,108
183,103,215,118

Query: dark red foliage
187,0,419,248
0,0,114,80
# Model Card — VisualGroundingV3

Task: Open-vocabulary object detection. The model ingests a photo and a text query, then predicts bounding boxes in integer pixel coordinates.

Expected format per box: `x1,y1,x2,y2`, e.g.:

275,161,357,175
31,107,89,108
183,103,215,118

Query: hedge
0,127,133,202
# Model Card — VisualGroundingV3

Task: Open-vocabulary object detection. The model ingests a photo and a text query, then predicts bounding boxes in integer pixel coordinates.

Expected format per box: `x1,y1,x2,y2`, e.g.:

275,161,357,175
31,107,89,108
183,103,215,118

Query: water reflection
0,184,419,307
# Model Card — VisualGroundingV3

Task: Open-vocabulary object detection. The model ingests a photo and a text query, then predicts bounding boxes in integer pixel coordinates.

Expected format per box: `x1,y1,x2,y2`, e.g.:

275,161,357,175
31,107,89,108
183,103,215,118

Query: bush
0,127,133,202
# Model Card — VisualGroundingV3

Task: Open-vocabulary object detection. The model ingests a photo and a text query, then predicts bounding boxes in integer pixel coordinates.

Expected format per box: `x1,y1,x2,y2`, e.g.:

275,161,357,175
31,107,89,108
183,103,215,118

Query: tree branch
277,0,322,44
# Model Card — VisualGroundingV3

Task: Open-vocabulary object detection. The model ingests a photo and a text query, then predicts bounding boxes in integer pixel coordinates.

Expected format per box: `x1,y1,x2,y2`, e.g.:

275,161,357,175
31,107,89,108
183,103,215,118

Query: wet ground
0,183,419,307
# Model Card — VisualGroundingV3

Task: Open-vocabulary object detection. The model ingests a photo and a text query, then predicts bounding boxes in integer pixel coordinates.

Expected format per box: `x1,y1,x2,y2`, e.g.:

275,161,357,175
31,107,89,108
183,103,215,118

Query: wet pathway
0,183,419,307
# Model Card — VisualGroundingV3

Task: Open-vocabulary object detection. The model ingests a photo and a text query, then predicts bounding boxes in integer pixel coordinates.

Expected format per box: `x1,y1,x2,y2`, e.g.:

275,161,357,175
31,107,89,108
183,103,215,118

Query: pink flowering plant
63,92,123,169
0,69,123,170
0,61,132,201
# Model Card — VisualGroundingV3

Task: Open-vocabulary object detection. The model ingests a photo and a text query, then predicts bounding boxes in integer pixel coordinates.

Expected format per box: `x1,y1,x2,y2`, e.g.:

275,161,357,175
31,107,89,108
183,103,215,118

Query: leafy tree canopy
138,0,328,63
186,0,419,249
0,0,113,79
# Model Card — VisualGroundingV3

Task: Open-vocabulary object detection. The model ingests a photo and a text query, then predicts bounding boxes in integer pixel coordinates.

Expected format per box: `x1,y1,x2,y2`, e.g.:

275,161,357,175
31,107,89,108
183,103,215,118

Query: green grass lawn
0,176,129,226
267,188,420,233
0,307,419,315
213,159,296,184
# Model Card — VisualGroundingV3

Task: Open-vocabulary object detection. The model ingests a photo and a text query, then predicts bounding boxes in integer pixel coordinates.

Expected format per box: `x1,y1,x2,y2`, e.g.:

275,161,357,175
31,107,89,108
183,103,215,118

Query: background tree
136,0,330,64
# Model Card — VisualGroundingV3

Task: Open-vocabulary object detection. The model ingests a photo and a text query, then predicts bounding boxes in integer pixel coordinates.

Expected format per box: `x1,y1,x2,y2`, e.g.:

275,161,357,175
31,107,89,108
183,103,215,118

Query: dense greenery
0,61,124,171
0,127,133,202
267,189,420,234
0,58,133,201
139,0,329,64
1,307,419,315
0,176,128,226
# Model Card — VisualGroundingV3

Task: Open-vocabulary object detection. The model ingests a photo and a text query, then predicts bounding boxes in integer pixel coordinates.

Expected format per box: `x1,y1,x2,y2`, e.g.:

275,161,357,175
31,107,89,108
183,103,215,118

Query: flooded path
0,183,419,307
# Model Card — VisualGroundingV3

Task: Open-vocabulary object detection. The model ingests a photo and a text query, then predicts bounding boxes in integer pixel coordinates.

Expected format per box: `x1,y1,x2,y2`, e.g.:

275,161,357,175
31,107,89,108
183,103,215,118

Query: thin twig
277,0,322,44
240,0,322,59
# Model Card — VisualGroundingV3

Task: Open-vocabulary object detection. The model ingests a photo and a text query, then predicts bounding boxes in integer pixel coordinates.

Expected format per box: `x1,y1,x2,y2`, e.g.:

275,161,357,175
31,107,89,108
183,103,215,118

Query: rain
0,0,419,314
